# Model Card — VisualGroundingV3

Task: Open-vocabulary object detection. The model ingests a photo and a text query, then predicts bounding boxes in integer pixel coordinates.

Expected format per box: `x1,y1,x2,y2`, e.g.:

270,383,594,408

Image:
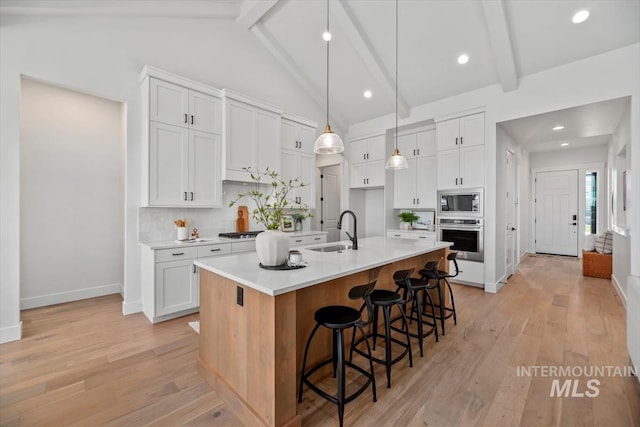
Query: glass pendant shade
314,125,344,154
385,147,408,169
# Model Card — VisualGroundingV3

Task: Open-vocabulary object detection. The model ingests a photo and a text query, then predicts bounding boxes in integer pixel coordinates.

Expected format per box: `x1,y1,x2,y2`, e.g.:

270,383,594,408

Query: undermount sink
308,244,353,253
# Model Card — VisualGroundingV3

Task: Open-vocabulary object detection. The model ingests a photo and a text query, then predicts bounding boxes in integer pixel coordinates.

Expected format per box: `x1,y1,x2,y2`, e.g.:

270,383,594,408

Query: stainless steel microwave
437,188,483,217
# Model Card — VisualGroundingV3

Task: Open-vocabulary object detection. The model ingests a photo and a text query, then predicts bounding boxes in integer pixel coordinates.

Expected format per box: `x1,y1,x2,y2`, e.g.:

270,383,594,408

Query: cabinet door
226,100,255,173
256,109,280,172
297,152,315,208
350,162,368,188
459,113,484,148
149,122,188,206
280,149,298,198
297,124,316,154
397,133,417,159
150,78,189,128
367,160,386,187
189,90,220,134
189,130,221,207
281,119,297,151
393,158,417,208
416,129,436,157
437,149,460,190
437,118,460,151
416,156,437,208
155,259,198,316
350,139,369,163
367,135,386,161
460,145,484,188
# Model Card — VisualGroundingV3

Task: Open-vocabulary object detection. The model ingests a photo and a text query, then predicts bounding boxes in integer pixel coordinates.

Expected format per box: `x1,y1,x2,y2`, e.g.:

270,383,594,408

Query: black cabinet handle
210,248,221,252
413,198,415,205
190,192,194,201
314,237,321,240
417,198,420,204
460,136,463,145
455,178,458,185
184,113,188,123
455,137,458,145
295,239,302,243
417,148,420,155
394,234,401,237
190,115,194,125
460,178,463,185
193,264,197,273
172,252,184,256
184,192,187,201
419,236,426,239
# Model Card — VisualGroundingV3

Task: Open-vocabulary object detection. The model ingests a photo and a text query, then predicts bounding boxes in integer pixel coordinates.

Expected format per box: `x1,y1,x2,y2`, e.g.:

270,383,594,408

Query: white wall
347,43,640,293
530,145,609,169
0,15,327,342
609,105,632,301
364,189,385,237
20,78,125,309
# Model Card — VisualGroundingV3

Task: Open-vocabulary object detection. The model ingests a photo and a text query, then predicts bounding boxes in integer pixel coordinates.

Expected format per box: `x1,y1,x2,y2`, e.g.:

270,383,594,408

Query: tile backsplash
138,182,313,242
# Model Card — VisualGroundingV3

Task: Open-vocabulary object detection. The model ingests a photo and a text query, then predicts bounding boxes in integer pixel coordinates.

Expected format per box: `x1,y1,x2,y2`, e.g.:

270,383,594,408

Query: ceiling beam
250,22,349,133
236,0,280,30
333,0,410,118
480,0,519,92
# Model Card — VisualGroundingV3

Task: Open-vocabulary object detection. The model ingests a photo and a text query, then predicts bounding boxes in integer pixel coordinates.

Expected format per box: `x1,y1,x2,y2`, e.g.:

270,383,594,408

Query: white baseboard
122,300,143,315
612,274,628,309
0,321,22,344
20,283,122,310
484,280,506,294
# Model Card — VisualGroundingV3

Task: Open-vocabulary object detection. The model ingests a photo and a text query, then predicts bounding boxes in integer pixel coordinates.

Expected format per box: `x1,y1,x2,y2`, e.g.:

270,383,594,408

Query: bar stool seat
419,252,459,336
299,282,377,427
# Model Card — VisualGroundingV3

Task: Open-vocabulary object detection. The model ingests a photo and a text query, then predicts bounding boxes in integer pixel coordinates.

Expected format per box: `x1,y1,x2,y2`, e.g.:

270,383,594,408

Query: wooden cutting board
236,206,249,232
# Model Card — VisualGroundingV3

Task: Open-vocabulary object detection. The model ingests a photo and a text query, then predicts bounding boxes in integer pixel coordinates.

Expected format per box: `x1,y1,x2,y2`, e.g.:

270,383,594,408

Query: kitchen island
195,236,452,427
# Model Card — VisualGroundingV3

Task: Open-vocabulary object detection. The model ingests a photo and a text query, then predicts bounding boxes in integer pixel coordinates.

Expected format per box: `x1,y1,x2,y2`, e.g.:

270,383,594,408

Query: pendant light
314,0,344,155
385,0,408,170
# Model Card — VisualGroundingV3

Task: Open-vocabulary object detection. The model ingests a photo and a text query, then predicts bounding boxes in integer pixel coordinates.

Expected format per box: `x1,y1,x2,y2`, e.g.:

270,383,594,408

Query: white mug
288,250,303,265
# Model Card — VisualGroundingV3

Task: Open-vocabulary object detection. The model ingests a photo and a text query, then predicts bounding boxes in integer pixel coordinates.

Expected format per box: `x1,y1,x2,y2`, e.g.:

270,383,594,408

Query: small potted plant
291,213,307,232
398,211,420,230
229,167,310,266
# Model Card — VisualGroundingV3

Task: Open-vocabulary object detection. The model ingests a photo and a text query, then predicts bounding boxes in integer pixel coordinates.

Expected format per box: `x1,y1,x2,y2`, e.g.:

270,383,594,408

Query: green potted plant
229,167,310,266
398,211,420,230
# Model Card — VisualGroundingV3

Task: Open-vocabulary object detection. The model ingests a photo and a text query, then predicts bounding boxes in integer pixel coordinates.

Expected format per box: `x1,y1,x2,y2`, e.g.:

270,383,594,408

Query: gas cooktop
218,231,264,239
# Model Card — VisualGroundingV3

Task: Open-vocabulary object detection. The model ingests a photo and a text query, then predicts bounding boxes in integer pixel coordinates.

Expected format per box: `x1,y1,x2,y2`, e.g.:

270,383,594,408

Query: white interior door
505,150,515,276
320,165,341,242
535,169,578,256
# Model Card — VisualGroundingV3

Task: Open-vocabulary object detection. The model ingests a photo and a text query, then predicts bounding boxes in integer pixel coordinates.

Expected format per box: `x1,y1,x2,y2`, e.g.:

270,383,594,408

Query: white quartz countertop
139,230,328,250
195,236,453,296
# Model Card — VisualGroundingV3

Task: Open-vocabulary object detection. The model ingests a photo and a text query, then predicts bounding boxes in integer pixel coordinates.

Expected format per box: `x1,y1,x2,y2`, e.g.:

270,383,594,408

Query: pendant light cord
326,0,330,127
395,0,398,150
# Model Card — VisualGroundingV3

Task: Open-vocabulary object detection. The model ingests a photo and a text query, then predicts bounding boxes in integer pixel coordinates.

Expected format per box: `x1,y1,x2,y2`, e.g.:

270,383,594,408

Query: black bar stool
349,276,413,388
419,252,459,335
298,281,377,427
392,268,439,357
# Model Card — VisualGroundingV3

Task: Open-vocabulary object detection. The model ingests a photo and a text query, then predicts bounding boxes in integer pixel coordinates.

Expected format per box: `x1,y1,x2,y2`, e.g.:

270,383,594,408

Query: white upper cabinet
393,128,437,209
281,116,317,154
222,90,282,182
150,78,221,134
349,134,386,188
437,112,484,151
436,112,485,189
280,115,318,208
143,69,223,207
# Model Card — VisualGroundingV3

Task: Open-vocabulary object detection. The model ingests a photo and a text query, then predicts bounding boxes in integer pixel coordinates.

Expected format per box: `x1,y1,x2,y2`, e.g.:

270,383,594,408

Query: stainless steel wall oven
438,218,484,262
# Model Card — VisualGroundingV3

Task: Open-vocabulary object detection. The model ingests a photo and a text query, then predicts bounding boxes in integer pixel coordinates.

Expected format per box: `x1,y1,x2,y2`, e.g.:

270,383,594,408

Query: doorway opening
585,171,598,235
318,164,342,243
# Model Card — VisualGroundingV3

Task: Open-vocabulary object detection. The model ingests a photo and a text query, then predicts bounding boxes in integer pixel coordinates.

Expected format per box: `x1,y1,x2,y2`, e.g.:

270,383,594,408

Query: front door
535,169,578,256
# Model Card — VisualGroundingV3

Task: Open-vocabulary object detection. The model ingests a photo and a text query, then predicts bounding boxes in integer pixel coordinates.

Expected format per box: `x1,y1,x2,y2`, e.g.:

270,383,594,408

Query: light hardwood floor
1,254,639,426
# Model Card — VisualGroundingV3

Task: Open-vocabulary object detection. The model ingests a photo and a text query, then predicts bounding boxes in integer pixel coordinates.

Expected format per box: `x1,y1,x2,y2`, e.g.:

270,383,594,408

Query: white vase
255,230,290,266
400,222,410,231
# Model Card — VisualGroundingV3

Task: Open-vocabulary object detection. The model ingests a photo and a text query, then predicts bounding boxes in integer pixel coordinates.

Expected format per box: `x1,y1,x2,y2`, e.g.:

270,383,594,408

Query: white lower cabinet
142,243,230,322
386,230,436,241
450,259,484,286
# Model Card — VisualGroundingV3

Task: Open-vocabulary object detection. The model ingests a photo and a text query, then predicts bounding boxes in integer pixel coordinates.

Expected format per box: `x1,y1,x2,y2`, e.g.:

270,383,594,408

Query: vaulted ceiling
2,0,639,142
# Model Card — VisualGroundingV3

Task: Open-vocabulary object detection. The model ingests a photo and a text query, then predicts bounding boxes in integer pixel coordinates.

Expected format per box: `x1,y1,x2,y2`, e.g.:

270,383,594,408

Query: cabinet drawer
156,247,198,263
386,231,436,241
231,240,256,253
290,234,327,246
197,243,231,257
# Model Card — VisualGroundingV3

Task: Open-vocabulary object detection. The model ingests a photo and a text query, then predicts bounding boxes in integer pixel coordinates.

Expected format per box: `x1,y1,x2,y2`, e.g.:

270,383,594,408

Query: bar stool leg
383,305,392,388
332,329,338,377
446,278,458,325
336,329,346,427
299,323,321,403
398,304,413,368
437,278,446,335
355,324,377,402
413,289,424,357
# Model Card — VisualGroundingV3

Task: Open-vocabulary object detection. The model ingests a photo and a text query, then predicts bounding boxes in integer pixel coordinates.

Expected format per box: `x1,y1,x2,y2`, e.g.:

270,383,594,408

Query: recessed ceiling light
322,31,331,41
457,54,469,65
363,90,372,99
572,10,589,24
561,143,569,147
553,125,565,131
